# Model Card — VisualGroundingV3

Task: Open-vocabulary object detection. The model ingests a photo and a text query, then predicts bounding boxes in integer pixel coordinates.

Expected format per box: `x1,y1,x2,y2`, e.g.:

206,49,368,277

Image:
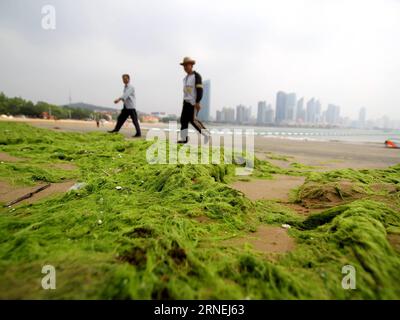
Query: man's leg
194,108,207,130
191,116,206,132
191,107,210,144
179,102,191,143
111,108,129,132
190,108,207,134
129,109,141,136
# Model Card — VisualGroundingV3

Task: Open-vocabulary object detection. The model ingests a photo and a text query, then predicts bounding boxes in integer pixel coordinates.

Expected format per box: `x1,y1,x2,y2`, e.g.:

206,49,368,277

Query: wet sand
223,225,295,255
255,137,399,170
0,180,76,206
231,175,305,201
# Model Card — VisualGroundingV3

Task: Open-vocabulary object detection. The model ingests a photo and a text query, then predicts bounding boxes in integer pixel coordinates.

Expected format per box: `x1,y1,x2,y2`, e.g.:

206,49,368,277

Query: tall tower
306,98,316,124
285,93,297,122
326,104,341,125
198,80,211,122
296,97,305,123
236,105,246,123
275,91,287,124
257,101,267,124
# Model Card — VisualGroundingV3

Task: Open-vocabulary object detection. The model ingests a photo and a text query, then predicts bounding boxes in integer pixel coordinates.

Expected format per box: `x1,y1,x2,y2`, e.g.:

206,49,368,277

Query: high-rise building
257,101,267,124
224,107,235,123
315,100,322,123
275,91,296,123
326,104,341,125
265,104,274,124
257,101,274,124
216,110,224,122
216,107,235,123
306,98,316,123
275,91,287,124
197,80,211,122
296,97,306,123
245,106,252,123
236,105,246,123
285,93,297,122
236,105,251,123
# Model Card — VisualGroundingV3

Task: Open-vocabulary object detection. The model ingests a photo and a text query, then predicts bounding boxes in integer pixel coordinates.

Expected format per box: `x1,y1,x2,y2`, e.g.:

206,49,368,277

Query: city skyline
214,89,400,129
201,80,398,127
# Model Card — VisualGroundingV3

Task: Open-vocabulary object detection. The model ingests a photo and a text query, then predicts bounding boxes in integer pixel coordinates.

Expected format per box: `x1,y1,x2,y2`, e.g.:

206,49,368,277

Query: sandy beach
1,116,400,300
1,117,399,170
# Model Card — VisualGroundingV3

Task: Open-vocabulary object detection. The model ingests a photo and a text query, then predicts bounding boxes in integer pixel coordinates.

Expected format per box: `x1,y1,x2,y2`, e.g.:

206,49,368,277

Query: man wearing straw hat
178,57,209,144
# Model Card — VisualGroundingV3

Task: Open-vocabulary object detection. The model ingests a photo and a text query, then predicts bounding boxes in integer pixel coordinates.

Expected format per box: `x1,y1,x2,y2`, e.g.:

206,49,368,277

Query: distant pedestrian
178,57,209,144
94,113,100,128
108,74,141,137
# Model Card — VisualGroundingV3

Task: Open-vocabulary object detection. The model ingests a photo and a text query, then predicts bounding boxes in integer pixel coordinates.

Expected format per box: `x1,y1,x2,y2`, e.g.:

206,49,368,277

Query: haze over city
1,0,400,122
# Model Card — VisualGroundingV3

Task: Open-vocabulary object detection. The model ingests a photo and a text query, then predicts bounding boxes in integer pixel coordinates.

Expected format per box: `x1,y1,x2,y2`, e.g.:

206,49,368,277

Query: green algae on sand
0,121,399,299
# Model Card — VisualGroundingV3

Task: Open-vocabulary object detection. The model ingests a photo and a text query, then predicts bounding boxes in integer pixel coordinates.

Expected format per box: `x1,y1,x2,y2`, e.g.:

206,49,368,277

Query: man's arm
194,72,203,104
115,86,135,104
194,72,203,112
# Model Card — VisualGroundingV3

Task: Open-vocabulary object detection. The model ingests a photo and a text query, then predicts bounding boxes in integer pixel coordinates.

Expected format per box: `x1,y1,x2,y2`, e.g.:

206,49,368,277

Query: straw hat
180,57,196,66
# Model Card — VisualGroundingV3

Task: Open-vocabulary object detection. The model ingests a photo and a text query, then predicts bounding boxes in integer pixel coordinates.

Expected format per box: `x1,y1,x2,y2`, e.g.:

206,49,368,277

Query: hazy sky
0,0,399,119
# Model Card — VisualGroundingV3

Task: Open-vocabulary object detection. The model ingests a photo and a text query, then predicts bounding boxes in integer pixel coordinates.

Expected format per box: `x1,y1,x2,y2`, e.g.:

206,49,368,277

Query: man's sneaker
108,130,118,133
133,134,142,138
177,139,188,144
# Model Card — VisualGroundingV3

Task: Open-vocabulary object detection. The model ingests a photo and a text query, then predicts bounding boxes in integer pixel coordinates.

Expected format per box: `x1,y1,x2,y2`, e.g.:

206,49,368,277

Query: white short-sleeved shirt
183,73,196,105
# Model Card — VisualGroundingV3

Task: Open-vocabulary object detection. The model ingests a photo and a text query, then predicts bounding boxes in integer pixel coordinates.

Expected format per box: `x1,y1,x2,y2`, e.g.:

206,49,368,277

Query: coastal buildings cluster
216,92,370,128
194,82,399,130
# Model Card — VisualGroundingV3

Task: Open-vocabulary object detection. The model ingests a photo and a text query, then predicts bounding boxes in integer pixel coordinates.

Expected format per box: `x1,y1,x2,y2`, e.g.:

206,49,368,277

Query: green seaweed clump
0,121,399,299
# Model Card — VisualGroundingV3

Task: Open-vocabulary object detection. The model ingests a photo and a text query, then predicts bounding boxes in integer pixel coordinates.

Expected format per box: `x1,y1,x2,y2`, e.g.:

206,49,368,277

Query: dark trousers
180,101,207,141
114,107,141,135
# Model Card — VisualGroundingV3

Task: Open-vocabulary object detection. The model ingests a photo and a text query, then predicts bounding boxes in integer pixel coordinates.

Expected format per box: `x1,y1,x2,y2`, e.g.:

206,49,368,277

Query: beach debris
68,182,87,191
281,224,291,229
102,169,111,176
4,183,51,207
115,186,123,190
384,139,400,149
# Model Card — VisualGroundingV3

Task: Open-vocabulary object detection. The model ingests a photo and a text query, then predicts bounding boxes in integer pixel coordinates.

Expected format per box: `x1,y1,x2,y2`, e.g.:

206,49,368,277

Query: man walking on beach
109,74,141,137
178,57,209,144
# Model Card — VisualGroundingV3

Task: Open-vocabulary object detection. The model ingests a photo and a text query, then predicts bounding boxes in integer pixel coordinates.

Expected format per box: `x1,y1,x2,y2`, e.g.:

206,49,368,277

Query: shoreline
0,117,391,144
1,117,399,170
